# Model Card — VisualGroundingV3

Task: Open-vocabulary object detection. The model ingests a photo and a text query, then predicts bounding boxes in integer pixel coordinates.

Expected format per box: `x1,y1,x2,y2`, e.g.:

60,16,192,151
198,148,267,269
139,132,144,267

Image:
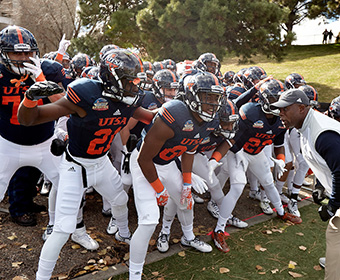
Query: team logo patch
92,98,109,111
253,120,264,129
200,137,210,145
206,127,215,131
148,102,158,110
182,120,194,131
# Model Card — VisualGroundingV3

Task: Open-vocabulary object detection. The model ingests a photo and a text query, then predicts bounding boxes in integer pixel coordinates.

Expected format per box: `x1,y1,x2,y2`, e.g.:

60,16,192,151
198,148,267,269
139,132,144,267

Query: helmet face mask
152,69,179,103
100,49,146,106
258,79,285,116
196,53,221,75
215,98,239,139
285,73,306,89
184,72,223,122
0,26,39,76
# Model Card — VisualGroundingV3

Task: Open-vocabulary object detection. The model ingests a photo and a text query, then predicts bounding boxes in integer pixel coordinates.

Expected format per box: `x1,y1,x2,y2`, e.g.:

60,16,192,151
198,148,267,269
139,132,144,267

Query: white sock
275,180,285,194
215,216,228,232
181,224,195,241
129,260,144,280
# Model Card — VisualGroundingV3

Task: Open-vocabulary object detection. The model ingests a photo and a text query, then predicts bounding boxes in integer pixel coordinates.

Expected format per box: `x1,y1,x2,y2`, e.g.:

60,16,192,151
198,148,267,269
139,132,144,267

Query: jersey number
159,145,187,161
243,137,272,154
2,96,21,125
87,127,122,155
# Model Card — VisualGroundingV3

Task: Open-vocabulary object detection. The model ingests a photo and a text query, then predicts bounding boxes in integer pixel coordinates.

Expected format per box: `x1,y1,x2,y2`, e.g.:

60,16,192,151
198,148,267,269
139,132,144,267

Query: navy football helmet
0,25,39,75
243,66,267,90
99,49,146,105
152,69,179,102
99,44,120,60
70,53,94,79
153,61,165,73
223,70,235,86
258,79,285,115
285,73,306,89
162,58,177,72
329,97,340,121
233,68,248,85
184,71,223,122
195,53,220,75
215,97,239,139
299,85,319,108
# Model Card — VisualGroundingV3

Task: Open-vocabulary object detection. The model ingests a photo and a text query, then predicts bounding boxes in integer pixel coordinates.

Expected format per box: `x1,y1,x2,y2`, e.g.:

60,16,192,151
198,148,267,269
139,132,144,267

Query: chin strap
10,74,29,88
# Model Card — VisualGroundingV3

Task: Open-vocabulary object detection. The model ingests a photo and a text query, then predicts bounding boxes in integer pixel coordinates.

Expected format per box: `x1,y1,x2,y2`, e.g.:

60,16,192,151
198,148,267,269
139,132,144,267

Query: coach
271,88,340,280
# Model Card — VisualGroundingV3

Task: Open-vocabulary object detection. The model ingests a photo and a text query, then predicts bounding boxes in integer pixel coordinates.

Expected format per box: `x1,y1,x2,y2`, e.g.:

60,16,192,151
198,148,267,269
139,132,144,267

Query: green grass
112,203,327,279
220,44,340,102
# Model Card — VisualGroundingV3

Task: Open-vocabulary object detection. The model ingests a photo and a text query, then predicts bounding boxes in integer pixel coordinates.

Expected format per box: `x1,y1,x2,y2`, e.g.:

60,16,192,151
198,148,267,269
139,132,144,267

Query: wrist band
55,52,64,62
183,172,192,185
276,154,285,162
36,72,46,82
22,96,38,108
211,151,222,162
150,178,164,194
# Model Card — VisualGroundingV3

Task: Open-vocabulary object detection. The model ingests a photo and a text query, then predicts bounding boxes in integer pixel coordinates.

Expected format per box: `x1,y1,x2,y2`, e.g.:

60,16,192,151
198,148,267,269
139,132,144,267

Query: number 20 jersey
145,99,219,165
230,102,286,155
66,78,138,158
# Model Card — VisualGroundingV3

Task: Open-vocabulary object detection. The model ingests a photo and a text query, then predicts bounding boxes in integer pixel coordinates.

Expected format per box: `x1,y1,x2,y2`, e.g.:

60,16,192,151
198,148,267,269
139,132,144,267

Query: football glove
121,150,131,174
180,183,193,210
50,138,68,156
57,34,71,55
25,81,64,101
191,173,208,194
207,159,222,184
318,203,338,222
312,183,327,205
270,157,287,180
23,56,45,81
156,188,169,206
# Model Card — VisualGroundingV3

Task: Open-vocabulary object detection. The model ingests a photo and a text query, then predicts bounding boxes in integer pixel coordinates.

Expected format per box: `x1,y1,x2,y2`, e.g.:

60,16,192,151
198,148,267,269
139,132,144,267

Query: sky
292,17,340,45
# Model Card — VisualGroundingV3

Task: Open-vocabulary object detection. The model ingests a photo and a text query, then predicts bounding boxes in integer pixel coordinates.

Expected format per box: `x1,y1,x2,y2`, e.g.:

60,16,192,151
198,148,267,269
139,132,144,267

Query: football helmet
299,85,319,108
70,53,94,79
162,59,177,72
152,69,179,103
153,61,164,73
285,73,306,89
195,53,220,75
99,44,120,60
99,49,146,105
223,71,235,86
233,68,248,85
0,25,39,75
329,97,340,121
184,72,223,122
258,79,285,115
243,66,267,89
215,97,239,139
81,66,99,80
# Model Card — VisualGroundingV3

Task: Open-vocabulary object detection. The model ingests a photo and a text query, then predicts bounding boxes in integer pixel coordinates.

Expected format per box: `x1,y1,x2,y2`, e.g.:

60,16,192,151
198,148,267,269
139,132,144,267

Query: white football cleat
71,226,99,250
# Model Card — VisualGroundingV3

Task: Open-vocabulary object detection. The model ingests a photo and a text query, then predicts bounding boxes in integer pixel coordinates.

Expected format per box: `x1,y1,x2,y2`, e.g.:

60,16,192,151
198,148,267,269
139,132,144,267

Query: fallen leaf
100,266,109,271
263,230,272,235
12,276,28,280
296,232,304,236
7,234,17,240
258,272,266,275
149,239,156,246
256,265,263,270
12,262,23,268
0,244,6,249
123,253,130,261
299,245,307,251
313,265,322,271
178,251,186,257
80,250,87,254
20,244,28,249
271,268,279,274
202,267,206,271
240,238,244,241
172,238,180,244
98,259,104,264
288,271,303,278
219,267,230,274
152,271,159,276
289,261,297,266
288,263,296,269
57,276,68,280
272,228,283,233
255,245,267,252
98,249,107,256
88,259,96,264
71,244,81,249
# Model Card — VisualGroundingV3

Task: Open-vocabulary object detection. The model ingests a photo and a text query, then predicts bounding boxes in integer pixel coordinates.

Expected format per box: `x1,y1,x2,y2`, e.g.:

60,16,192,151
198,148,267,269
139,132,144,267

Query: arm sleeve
315,131,340,208
230,120,253,153
233,87,258,109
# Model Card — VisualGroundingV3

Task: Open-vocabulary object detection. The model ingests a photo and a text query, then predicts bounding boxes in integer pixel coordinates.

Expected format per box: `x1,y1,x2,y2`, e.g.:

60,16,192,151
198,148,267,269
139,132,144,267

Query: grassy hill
220,44,340,102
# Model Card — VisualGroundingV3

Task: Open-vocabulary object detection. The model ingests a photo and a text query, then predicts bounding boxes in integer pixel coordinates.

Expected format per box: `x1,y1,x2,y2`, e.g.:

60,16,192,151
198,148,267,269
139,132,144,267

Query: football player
128,71,223,279
17,48,157,280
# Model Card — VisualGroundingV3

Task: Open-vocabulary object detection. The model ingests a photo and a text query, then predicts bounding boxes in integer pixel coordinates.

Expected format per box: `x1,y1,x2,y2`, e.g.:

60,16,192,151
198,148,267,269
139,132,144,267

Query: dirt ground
0,181,307,280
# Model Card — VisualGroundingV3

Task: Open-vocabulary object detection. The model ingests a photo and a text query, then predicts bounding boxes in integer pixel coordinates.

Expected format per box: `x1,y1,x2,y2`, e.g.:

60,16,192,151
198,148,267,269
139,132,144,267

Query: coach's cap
271,88,310,109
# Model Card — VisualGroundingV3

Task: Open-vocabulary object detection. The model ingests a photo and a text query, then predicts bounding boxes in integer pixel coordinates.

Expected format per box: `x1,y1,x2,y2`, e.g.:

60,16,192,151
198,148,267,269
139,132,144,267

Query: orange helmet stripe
169,70,177,82
16,27,24,44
